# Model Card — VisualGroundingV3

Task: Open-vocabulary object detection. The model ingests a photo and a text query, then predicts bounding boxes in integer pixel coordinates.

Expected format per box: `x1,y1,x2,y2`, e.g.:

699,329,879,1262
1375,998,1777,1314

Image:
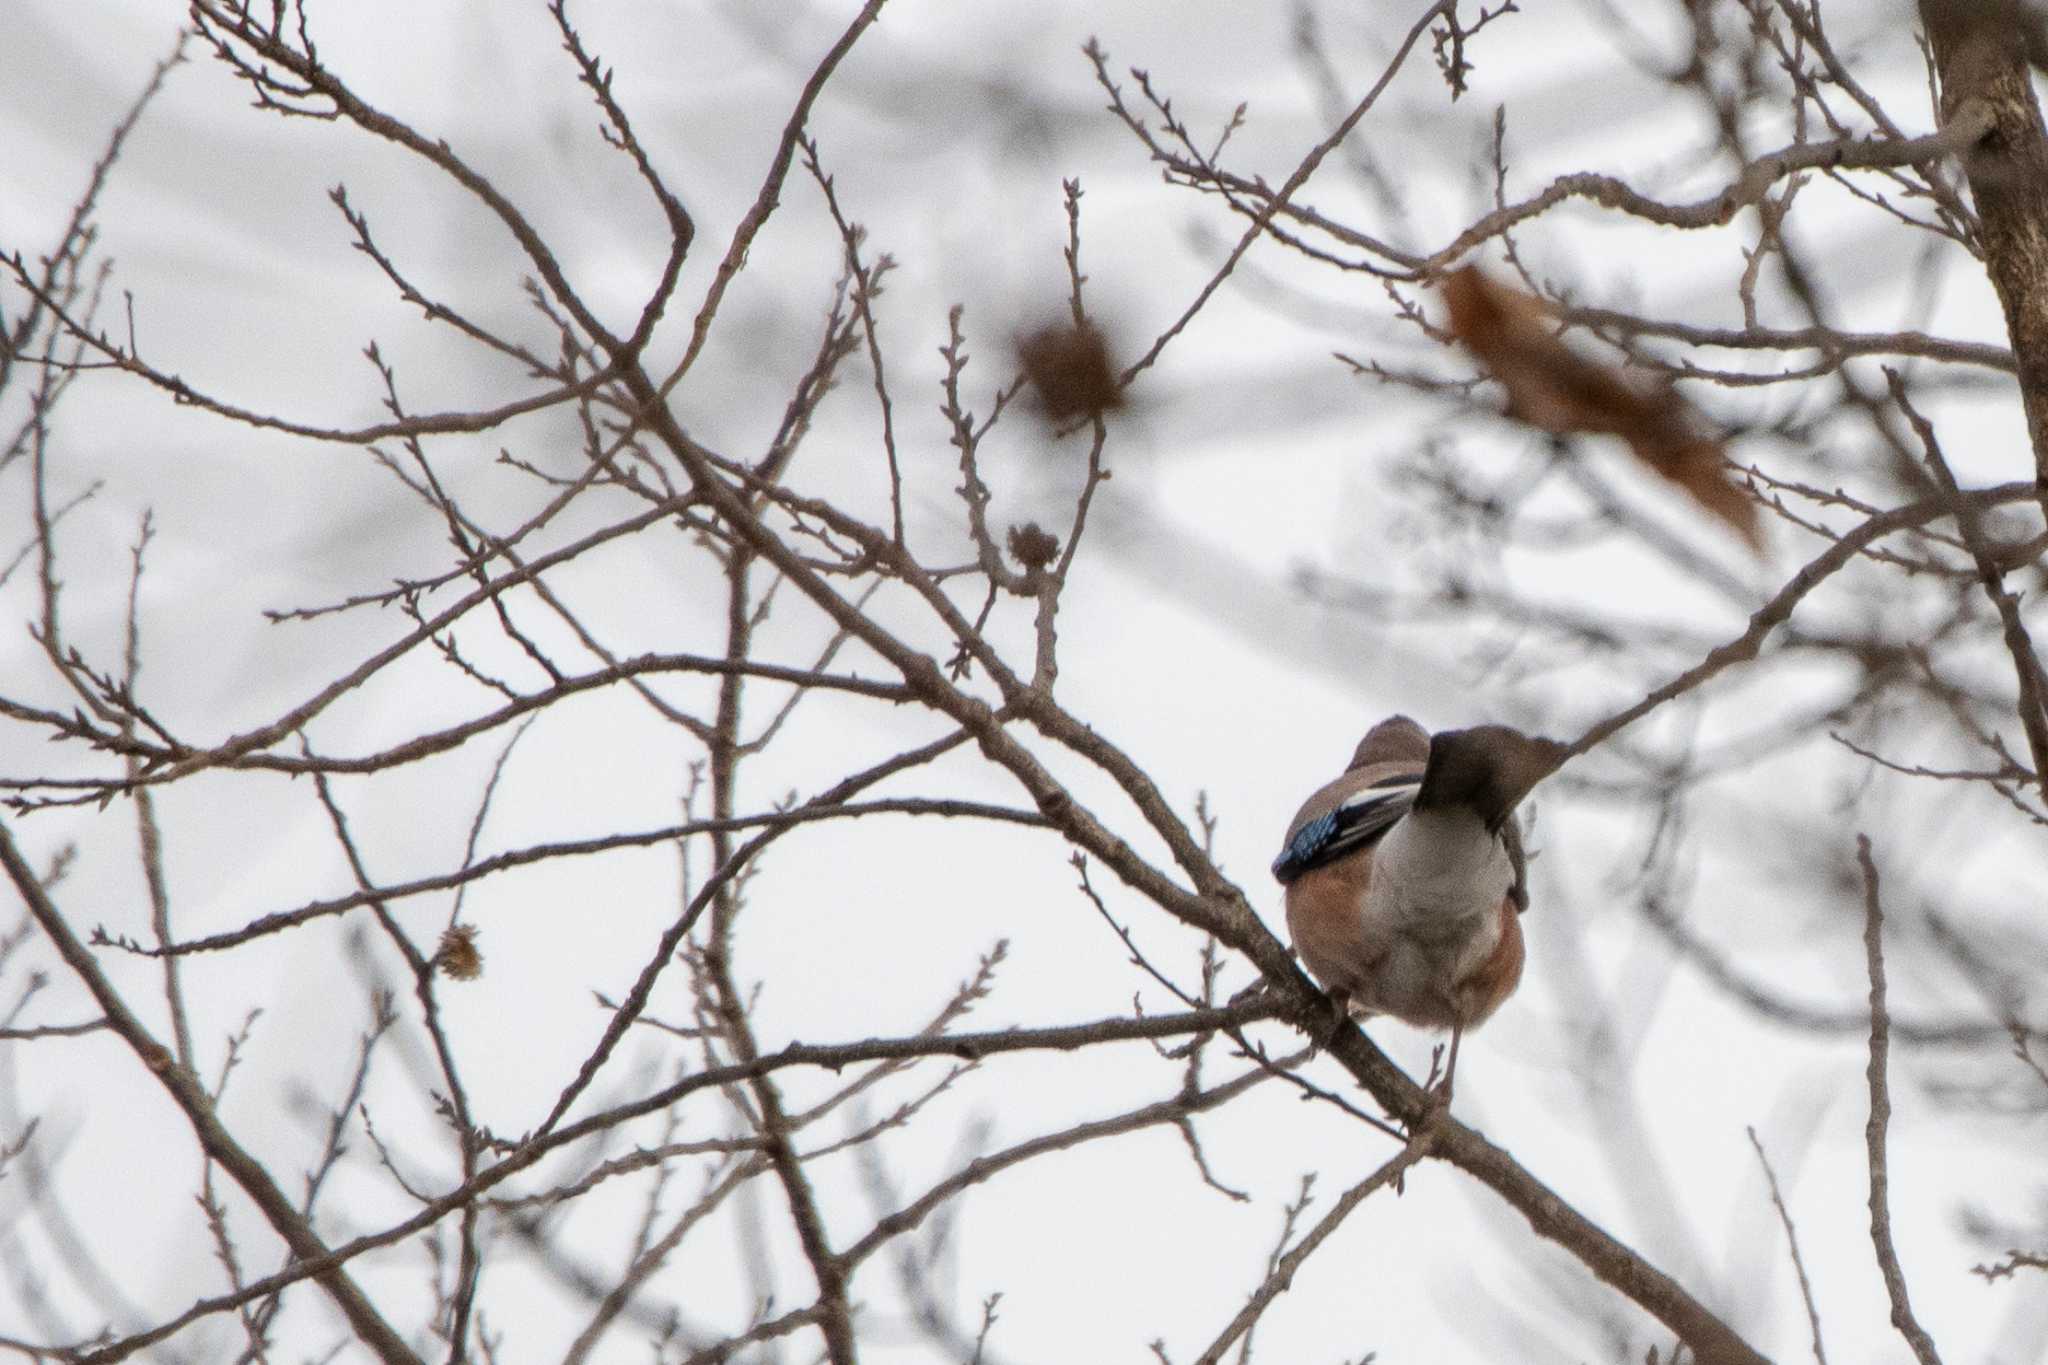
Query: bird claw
1422,1027,1464,1118
1226,978,1270,1008
1319,987,1355,1048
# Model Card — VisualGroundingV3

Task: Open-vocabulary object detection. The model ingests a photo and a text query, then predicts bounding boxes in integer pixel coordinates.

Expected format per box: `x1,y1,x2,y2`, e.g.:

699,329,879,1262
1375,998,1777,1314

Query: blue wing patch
1271,780,1418,884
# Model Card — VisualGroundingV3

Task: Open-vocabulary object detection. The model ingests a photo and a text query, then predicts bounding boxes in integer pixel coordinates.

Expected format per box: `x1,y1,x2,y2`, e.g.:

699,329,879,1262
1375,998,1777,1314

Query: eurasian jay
1272,715,1567,1099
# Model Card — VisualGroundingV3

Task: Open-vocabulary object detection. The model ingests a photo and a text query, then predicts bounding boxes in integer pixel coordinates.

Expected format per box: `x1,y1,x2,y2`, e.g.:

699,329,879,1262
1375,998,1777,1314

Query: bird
1272,715,1567,1102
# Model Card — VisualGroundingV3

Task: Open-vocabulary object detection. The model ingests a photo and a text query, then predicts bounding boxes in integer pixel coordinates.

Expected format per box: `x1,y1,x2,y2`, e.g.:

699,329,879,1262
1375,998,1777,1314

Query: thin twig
1746,1127,1829,1365
0,820,426,1365
1857,834,1944,1365
1191,1134,1433,1365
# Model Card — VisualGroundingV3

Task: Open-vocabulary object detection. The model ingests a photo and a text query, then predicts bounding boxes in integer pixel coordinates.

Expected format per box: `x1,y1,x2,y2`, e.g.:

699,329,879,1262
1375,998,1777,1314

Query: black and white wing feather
1270,776,1420,884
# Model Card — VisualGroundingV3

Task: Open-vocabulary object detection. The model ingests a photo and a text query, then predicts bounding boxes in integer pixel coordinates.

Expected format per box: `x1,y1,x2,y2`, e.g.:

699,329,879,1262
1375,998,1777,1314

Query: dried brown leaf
1441,265,1761,549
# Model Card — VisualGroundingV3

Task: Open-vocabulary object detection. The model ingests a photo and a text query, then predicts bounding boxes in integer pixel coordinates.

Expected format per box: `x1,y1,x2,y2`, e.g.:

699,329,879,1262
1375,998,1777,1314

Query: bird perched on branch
1272,715,1567,1101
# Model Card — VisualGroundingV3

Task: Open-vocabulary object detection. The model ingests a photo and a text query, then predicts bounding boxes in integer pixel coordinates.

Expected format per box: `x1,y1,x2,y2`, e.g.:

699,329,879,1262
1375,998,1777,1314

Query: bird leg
1320,987,1354,1048
1431,1021,1466,1114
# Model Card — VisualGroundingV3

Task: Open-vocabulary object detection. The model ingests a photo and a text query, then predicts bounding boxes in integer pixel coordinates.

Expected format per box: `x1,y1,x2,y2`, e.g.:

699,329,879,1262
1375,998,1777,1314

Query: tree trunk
1922,0,2048,485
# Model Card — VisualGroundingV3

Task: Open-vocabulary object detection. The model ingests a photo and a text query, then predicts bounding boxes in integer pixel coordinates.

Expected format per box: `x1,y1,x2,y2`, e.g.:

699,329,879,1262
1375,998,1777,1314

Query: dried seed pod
434,923,484,981
1017,321,1123,421
1007,522,1061,571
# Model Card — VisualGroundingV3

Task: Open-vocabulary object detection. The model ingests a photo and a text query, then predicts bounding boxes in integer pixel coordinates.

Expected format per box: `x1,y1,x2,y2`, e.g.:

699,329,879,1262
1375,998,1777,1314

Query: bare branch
1857,835,1945,1365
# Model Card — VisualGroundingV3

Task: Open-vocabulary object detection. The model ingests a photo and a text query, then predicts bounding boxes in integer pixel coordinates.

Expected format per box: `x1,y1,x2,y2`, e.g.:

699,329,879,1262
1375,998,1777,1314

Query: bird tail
1413,727,1568,833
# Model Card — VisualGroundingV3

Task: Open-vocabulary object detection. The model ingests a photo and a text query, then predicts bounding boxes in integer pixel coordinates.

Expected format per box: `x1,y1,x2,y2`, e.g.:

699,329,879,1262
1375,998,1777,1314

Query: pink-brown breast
1455,892,1525,1026
1283,850,1385,999
1288,865,1525,1030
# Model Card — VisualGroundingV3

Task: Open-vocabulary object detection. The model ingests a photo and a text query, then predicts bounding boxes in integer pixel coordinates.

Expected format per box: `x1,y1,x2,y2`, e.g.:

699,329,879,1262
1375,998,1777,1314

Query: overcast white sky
3,3,2045,1362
